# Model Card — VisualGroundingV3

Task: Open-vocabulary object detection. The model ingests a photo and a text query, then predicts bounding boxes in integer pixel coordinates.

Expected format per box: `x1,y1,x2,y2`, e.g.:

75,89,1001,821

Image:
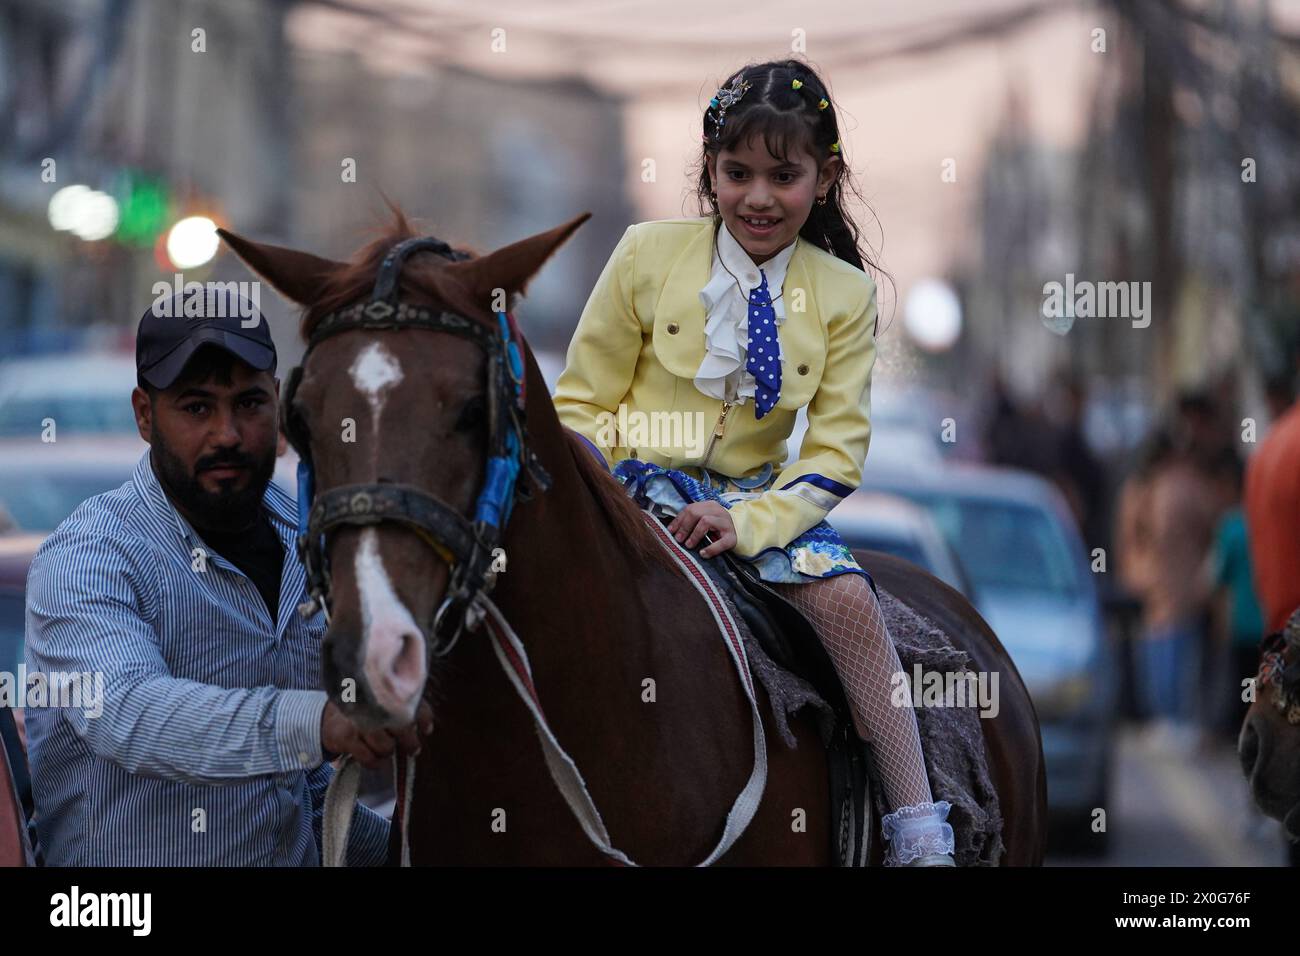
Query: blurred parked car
0,353,140,438
860,461,1118,844
788,385,964,474
0,437,149,533
831,491,973,598
0,434,300,536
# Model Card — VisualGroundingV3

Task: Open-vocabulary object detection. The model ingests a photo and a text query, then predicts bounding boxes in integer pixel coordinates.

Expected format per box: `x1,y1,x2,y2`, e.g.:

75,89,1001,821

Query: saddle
698,549,875,867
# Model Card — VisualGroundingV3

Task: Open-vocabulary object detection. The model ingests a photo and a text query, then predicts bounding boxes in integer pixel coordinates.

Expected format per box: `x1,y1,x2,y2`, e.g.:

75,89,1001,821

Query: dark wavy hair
691,59,893,309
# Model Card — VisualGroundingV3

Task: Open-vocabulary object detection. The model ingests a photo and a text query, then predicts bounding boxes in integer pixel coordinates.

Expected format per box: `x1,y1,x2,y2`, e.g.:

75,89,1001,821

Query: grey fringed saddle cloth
734,581,1005,867
876,588,1004,867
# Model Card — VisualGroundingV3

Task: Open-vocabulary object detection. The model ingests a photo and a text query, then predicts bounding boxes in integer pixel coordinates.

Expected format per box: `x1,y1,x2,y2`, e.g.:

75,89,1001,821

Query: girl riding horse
555,59,955,866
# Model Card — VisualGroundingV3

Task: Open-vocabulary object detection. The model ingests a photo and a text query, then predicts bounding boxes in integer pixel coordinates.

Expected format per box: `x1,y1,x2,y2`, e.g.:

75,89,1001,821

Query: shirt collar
715,219,798,296
131,449,298,548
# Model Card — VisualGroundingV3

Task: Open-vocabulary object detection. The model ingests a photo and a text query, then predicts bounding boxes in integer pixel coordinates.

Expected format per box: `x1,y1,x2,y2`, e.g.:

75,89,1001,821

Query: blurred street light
904,278,963,352
165,216,220,269
47,184,119,242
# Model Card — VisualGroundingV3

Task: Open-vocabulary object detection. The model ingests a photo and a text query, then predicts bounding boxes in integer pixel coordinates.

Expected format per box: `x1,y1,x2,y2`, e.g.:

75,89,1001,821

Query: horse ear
443,212,591,314
216,229,347,306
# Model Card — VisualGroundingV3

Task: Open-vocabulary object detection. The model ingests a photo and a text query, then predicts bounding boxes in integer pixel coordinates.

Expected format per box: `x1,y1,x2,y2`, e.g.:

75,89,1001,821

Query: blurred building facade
290,47,630,355
0,0,632,363
961,0,1300,448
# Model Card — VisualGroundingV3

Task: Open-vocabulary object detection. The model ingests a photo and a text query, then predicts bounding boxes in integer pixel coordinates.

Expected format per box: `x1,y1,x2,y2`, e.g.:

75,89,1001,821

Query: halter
282,235,551,656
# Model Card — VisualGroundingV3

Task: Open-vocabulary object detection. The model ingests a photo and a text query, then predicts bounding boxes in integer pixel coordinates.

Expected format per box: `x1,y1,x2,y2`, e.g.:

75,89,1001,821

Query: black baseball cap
136,286,277,390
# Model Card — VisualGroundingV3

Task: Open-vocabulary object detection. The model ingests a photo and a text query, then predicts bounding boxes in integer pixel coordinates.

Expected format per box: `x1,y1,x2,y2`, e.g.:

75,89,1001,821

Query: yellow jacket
554,216,878,558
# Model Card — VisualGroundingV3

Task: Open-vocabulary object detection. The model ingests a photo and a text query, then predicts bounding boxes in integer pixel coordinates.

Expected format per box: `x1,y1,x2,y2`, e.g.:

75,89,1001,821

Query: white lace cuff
880,800,955,865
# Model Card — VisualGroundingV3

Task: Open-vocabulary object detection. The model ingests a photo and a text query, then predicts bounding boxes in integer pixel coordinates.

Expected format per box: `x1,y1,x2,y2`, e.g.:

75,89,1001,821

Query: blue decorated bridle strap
472,312,528,531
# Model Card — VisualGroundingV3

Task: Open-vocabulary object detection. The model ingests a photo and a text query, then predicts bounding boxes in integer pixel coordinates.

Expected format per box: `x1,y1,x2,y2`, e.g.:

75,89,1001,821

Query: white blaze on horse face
349,341,404,457
356,528,426,722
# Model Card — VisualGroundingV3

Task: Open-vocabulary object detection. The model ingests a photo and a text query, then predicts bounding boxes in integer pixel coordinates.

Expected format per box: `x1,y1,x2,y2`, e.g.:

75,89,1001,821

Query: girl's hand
668,502,737,559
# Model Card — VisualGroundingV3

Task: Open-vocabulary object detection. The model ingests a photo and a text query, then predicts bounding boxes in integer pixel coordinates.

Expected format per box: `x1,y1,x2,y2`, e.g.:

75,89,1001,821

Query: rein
323,509,769,868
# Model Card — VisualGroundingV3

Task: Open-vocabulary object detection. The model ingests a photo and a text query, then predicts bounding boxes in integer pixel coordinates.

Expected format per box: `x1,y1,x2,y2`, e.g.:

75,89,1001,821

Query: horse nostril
325,635,353,692
392,631,424,686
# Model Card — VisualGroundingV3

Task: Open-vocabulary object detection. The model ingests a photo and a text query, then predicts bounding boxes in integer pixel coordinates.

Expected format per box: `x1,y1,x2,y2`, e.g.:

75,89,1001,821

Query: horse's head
218,210,588,730
1239,608,1300,840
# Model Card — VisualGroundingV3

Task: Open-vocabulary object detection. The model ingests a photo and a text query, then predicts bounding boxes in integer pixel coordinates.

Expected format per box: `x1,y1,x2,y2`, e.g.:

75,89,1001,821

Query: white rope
327,507,768,867
321,754,362,867
399,753,415,867
477,508,767,866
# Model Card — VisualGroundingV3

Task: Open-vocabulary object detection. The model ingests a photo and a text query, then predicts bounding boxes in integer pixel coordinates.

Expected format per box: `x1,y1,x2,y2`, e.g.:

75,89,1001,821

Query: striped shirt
24,450,390,865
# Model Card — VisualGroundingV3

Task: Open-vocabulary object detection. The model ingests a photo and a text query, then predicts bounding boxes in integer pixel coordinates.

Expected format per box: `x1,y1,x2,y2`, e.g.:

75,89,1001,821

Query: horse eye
455,396,487,432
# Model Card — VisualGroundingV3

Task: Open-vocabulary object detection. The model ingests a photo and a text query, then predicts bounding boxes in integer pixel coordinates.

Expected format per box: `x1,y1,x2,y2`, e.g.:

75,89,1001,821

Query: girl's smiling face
707,135,840,265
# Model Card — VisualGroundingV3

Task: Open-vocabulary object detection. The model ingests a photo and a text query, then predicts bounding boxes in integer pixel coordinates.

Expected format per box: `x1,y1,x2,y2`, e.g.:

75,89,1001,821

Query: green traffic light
112,170,169,245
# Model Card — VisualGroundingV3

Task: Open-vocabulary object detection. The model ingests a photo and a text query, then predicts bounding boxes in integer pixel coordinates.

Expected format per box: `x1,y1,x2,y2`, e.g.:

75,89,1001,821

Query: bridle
305,238,772,871
282,235,551,657
1258,620,1300,726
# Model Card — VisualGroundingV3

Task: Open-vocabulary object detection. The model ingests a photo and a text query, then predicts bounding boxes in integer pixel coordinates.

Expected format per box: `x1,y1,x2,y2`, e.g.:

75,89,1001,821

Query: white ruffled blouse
694,221,799,404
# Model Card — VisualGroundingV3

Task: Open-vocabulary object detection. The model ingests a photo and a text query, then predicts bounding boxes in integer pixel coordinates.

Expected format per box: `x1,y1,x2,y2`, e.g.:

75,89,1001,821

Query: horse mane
561,431,682,578
302,205,476,339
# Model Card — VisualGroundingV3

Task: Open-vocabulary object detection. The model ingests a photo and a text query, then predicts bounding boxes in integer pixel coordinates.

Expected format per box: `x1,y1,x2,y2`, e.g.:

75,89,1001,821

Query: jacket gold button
667,323,679,334
797,363,809,375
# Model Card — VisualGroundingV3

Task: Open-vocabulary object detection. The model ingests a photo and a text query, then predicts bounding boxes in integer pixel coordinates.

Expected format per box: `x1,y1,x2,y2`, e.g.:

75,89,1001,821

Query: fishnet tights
772,574,934,812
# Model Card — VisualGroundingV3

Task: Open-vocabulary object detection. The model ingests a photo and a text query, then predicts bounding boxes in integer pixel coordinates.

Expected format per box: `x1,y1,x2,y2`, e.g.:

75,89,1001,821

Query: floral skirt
612,458,874,591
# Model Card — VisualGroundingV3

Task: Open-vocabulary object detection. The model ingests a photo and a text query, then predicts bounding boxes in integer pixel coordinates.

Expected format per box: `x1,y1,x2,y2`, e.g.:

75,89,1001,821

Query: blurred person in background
982,371,1057,475
1244,344,1300,638
1115,400,1228,753
1242,341,1300,865
1115,430,1167,726
983,370,1109,554
1202,448,1264,745
1044,372,1109,555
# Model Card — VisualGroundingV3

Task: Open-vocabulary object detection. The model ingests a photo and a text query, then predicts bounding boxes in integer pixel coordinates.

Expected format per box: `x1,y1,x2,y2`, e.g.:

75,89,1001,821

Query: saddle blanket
731,583,1005,866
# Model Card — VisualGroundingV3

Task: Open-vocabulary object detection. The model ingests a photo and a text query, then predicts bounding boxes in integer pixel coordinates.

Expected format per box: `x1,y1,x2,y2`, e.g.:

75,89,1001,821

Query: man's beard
151,429,276,531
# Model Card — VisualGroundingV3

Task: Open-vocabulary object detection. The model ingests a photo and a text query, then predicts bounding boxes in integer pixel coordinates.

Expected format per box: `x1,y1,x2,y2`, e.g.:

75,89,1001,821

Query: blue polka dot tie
746,269,781,420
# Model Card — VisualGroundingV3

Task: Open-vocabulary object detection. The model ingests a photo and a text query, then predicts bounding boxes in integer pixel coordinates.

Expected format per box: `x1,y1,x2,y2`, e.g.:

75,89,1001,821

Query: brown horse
219,211,1047,865
1239,609,1300,842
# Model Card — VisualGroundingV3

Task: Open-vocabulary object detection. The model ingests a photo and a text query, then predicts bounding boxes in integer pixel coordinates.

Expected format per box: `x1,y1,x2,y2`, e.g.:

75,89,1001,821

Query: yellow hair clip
829,140,841,153
818,98,829,110
792,78,803,89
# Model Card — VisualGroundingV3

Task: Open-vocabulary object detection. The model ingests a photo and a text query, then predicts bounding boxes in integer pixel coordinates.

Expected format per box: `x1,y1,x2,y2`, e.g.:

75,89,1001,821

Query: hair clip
818,98,829,110
707,75,752,137
829,140,841,153
792,78,803,90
